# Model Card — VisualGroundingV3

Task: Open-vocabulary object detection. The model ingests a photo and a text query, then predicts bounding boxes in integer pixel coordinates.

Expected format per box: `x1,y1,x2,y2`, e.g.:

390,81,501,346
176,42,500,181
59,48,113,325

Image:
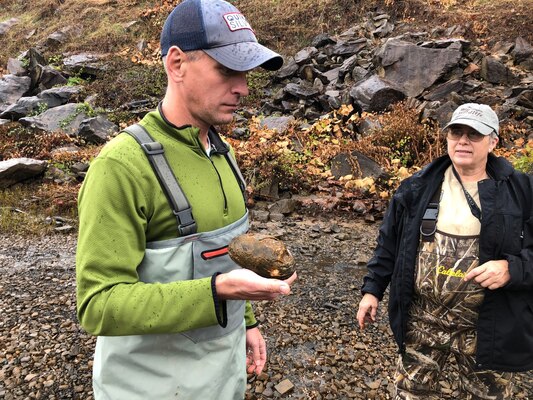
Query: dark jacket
361,153,533,372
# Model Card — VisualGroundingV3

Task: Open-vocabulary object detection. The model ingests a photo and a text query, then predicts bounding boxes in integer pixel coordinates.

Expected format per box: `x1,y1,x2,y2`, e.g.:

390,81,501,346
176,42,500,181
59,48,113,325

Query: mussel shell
228,234,295,280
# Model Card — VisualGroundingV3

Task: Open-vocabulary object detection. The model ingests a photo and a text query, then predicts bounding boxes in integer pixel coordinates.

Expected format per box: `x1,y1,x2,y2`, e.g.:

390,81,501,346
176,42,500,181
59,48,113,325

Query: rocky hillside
0,1,532,229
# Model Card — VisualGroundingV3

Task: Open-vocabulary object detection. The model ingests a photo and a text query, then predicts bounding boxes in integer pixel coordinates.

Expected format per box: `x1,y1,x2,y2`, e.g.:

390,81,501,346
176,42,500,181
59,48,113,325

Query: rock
259,116,295,133
512,37,533,64
490,41,514,57
0,158,47,188
480,56,516,84
330,151,386,179
284,82,320,100
228,234,295,279
7,57,26,76
250,210,270,223
377,40,462,97
275,379,294,395
268,198,298,215
0,96,46,120
0,75,31,112
275,57,299,81
294,47,318,65
311,33,336,48
38,86,83,108
423,79,464,101
349,74,406,112
76,115,118,143
358,117,382,137
338,54,360,80
0,17,19,36
331,38,367,57
37,66,68,91
19,103,90,134
62,53,109,76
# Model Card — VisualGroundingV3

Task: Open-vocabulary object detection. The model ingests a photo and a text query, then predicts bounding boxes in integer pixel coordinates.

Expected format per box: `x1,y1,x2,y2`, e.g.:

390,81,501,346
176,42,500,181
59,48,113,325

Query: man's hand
216,269,297,301
464,260,510,290
356,293,379,330
246,327,266,375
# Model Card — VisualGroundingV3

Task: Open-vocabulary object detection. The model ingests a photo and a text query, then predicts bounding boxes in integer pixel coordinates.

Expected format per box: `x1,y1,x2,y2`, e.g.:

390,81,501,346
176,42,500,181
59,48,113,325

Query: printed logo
223,13,252,32
437,265,466,278
457,106,484,118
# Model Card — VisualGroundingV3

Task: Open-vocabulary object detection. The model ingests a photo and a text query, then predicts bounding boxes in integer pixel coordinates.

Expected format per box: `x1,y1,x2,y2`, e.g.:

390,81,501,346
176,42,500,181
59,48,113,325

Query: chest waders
414,179,485,331
93,124,249,400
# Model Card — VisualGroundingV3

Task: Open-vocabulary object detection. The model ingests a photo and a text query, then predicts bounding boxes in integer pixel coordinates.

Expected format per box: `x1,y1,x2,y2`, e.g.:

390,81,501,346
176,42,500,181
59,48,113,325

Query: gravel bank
0,213,531,399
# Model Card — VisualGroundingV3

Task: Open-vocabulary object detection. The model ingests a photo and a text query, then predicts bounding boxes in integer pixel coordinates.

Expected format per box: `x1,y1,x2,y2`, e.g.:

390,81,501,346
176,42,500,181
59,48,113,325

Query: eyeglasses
446,129,486,142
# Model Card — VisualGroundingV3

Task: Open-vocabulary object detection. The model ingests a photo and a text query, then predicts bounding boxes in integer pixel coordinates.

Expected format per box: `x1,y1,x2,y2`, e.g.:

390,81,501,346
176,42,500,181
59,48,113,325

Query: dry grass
0,182,79,235
354,103,445,168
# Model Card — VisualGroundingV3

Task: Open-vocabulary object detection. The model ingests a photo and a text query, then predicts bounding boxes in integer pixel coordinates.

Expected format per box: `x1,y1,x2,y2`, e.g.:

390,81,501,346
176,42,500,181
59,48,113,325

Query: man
76,1,296,399
356,103,533,399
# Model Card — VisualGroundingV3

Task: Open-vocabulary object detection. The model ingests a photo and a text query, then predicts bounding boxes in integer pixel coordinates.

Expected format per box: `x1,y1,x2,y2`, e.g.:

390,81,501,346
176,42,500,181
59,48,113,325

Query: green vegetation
513,144,533,175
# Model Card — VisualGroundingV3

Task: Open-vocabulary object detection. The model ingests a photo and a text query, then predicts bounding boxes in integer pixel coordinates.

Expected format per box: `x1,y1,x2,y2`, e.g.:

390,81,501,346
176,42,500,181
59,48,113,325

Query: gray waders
93,124,249,400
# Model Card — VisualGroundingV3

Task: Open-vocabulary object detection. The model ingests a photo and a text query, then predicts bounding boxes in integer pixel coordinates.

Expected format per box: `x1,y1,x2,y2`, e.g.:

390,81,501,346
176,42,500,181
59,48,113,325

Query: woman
356,103,533,399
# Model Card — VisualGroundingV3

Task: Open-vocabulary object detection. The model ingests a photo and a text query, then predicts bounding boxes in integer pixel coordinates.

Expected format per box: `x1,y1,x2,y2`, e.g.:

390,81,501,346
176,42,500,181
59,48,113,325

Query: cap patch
456,106,484,118
223,13,252,32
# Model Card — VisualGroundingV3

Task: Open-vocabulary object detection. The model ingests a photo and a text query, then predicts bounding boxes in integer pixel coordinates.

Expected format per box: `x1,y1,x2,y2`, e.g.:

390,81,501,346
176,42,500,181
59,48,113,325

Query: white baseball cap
443,103,499,135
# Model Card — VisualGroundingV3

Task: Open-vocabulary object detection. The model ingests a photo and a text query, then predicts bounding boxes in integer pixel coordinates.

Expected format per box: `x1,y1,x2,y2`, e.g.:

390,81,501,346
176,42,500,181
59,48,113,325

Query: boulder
349,74,406,112
37,66,68,91
19,103,90,134
0,96,46,120
423,79,464,101
377,40,462,97
330,151,386,179
0,75,31,112
259,116,295,133
63,53,109,76
480,56,517,84
512,37,533,64
0,158,47,188
284,82,320,100
76,115,118,143
7,58,26,76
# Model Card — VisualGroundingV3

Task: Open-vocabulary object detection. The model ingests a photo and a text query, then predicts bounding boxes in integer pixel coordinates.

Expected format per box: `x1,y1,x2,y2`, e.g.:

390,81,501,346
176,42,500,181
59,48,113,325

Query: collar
156,102,229,155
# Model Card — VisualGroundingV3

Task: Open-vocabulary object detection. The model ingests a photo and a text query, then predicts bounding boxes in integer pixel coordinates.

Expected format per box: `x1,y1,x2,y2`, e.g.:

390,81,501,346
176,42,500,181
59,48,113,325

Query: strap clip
141,142,164,155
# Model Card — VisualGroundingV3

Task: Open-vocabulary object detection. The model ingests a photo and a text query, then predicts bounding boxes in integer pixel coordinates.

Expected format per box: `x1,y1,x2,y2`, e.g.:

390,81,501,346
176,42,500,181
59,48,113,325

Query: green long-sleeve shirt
76,109,256,336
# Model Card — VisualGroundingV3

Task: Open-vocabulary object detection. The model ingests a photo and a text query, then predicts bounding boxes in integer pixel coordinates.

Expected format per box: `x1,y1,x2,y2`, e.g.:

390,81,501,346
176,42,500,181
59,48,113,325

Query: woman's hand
464,260,510,289
356,293,380,329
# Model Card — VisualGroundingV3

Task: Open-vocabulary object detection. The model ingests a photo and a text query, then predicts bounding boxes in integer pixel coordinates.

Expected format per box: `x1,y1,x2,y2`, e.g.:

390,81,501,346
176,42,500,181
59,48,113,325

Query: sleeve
504,175,533,290
244,301,259,329
361,193,403,300
76,155,220,336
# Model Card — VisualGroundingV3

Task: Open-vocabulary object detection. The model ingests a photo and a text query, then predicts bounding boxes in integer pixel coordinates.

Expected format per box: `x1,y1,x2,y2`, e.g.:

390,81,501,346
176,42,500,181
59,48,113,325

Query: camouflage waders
394,231,514,400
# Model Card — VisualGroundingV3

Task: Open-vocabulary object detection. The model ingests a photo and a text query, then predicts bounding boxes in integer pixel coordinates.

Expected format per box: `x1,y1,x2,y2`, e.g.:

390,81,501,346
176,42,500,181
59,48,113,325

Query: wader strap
420,183,442,242
124,124,197,236
224,152,246,195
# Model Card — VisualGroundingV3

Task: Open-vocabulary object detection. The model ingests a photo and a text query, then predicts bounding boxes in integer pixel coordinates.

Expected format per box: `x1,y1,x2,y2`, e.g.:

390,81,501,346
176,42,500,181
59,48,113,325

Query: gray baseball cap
443,103,499,135
160,0,283,72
